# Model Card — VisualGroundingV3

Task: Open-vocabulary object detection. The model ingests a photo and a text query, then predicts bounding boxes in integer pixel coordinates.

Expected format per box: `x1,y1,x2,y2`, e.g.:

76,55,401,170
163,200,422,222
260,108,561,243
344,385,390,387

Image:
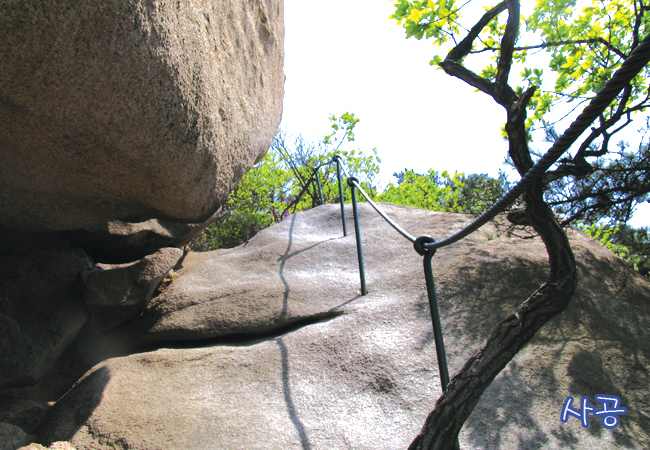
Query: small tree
190,148,290,250
272,113,381,212
191,113,381,251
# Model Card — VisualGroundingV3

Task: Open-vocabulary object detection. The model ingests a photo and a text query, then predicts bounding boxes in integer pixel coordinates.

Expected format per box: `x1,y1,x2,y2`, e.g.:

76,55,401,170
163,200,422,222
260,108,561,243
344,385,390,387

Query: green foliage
458,171,511,215
191,113,381,251
391,0,461,44
546,135,650,226
581,223,650,277
619,226,650,277
391,0,650,130
391,0,650,274
378,169,509,215
324,112,360,145
524,0,650,129
379,169,466,212
190,148,290,251
275,113,381,212
582,223,629,256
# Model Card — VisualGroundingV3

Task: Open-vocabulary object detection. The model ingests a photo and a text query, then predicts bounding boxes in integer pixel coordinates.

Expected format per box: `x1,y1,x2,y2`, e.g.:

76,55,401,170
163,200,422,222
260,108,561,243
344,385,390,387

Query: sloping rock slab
110,207,369,346
0,0,283,231
38,301,442,449
37,204,650,449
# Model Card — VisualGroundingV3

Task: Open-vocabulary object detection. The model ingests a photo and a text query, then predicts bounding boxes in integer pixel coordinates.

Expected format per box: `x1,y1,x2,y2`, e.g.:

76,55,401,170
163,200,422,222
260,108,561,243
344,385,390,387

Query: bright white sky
280,0,650,227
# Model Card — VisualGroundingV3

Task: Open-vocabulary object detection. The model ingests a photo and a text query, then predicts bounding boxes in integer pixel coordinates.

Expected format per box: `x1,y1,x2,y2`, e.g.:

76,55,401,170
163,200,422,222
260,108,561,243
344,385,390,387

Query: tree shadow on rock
564,348,645,447
458,242,650,449
415,256,548,374
463,360,557,450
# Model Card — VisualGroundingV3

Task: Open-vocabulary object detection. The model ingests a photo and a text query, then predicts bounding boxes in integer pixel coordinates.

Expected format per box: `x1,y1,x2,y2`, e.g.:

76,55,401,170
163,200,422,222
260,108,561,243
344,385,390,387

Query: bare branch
544,163,594,184
549,185,650,205
438,60,497,97
494,0,521,103
583,117,633,157
439,1,523,106
572,85,633,163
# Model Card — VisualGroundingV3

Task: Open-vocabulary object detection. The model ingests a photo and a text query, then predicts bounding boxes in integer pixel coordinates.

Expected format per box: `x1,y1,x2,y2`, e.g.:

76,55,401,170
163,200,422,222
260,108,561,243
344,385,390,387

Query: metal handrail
282,34,650,396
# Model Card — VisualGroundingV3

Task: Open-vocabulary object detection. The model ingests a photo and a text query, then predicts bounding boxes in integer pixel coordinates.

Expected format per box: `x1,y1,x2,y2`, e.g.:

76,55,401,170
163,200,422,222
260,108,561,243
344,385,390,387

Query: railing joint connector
414,235,437,257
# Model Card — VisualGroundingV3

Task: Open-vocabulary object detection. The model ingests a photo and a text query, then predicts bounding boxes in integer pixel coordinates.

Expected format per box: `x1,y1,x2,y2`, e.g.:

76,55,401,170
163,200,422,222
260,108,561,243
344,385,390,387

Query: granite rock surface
80,247,183,333
0,0,284,231
35,204,650,449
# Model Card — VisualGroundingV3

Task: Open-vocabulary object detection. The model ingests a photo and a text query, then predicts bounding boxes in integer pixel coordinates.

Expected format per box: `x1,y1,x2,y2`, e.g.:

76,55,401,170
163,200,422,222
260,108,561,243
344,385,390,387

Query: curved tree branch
573,85,634,162
438,60,496,97
470,37,628,60
446,1,507,62
506,86,537,174
494,0,520,105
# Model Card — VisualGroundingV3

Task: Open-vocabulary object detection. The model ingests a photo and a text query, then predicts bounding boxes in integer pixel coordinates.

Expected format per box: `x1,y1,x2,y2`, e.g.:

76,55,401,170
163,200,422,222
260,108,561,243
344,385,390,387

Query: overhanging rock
0,0,284,231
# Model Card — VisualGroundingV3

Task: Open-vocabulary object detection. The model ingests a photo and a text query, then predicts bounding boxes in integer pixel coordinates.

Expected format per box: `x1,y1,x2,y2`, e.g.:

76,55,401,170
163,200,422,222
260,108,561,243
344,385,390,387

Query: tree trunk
409,3,577,447
409,184,576,450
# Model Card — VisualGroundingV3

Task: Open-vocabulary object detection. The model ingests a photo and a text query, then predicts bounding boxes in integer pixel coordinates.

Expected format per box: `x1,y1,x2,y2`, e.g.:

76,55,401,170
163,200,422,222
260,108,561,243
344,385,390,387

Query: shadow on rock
35,366,111,446
276,337,312,450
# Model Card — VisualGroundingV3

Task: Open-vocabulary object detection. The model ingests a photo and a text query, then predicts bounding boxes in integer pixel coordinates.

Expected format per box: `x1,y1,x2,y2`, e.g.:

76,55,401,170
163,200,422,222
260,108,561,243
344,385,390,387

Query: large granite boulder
34,204,650,449
0,0,284,232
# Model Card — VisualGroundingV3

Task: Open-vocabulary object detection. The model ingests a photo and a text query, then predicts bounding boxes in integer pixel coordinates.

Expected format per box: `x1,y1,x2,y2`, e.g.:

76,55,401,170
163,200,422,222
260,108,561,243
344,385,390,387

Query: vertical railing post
314,168,324,205
414,235,459,449
334,156,347,236
424,249,450,390
347,177,367,296
414,236,451,390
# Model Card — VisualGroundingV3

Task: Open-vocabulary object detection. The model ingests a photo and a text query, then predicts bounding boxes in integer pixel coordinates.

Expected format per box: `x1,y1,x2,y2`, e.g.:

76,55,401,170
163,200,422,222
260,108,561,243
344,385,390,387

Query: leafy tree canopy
391,0,650,229
378,169,510,215
391,0,650,127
